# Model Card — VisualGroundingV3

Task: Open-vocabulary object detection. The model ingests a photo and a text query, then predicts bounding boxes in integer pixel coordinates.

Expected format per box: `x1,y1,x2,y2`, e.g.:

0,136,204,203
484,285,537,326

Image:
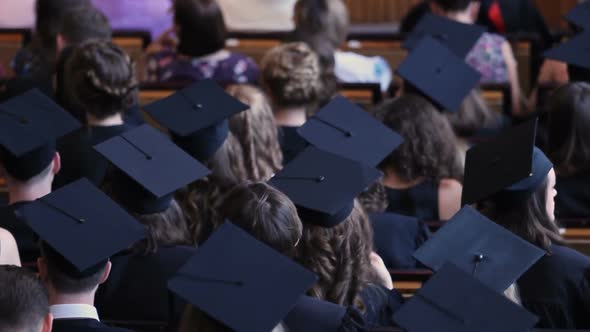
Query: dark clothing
518,245,590,329
284,296,367,332
400,2,431,34
385,181,440,221
95,246,196,330
370,212,431,269
360,283,404,329
0,201,38,263
555,173,590,219
52,319,134,332
55,124,134,189
278,125,308,165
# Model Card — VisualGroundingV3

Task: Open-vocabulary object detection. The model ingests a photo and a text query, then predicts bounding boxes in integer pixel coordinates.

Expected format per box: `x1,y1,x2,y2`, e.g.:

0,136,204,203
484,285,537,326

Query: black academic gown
360,283,405,328
95,246,196,330
55,124,134,189
370,213,431,269
52,319,134,332
555,172,590,219
517,245,590,329
278,126,308,165
284,296,366,332
0,201,38,263
385,181,440,221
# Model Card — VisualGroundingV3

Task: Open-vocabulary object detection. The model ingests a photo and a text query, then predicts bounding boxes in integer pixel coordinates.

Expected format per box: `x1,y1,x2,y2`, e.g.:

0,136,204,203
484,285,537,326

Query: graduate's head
445,89,501,138
547,82,590,176
294,0,349,49
0,265,52,332
219,182,302,257
174,0,227,57
377,94,462,182
62,40,138,122
295,200,374,307
261,42,322,111
34,0,91,49
227,84,283,181
1,151,60,188
56,5,111,52
37,242,111,296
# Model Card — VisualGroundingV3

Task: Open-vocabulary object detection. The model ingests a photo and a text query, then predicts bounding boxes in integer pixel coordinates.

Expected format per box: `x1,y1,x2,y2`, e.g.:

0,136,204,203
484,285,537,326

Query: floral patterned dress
146,49,260,85
466,32,509,84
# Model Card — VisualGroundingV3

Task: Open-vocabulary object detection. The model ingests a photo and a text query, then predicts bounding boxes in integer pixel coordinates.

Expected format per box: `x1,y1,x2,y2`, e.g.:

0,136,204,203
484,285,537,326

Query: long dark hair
377,94,463,182
477,178,564,253
547,82,590,176
295,201,375,309
174,0,227,57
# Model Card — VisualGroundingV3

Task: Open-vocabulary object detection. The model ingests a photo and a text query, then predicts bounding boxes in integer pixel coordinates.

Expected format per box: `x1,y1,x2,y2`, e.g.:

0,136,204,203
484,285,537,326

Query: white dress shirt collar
50,304,100,321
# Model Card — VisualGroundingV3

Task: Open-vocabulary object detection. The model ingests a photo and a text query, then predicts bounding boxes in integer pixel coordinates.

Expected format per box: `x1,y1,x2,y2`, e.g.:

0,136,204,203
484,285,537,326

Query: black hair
58,5,112,45
174,0,228,57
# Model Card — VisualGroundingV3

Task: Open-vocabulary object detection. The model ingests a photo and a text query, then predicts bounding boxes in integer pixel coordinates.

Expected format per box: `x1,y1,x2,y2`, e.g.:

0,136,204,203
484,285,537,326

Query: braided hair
62,40,138,121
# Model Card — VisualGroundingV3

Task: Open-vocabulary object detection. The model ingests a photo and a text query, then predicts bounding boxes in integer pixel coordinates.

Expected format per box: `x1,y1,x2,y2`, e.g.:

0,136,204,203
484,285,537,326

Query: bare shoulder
438,179,463,220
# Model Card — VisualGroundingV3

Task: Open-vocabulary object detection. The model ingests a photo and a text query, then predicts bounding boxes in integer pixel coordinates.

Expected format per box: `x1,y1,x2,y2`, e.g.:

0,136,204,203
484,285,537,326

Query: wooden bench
338,82,383,107
0,29,31,78
389,269,433,297
480,83,511,114
112,30,152,81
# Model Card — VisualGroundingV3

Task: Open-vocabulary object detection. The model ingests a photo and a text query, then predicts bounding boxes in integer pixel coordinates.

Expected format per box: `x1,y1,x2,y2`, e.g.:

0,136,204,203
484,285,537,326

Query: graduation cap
397,36,481,113
544,32,590,71
393,263,538,332
566,1,590,30
284,296,363,332
413,205,545,293
404,13,486,58
168,221,317,332
0,89,81,181
94,124,210,214
462,118,553,205
16,178,145,277
269,146,382,228
297,95,404,167
143,79,249,162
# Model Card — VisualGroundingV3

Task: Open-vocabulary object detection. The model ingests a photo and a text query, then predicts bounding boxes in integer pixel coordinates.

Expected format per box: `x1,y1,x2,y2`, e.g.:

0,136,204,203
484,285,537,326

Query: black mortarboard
397,36,481,112
404,13,486,58
462,118,553,205
0,89,80,181
393,263,538,332
168,222,317,332
94,124,210,214
544,32,590,70
566,1,590,30
269,146,382,228
297,95,404,167
143,79,249,162
284,296,361,332
17,178,145,276
413,206,545,293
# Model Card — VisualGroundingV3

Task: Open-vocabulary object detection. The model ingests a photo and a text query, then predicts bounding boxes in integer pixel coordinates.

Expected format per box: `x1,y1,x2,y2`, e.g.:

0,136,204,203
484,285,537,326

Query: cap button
193,103,203,110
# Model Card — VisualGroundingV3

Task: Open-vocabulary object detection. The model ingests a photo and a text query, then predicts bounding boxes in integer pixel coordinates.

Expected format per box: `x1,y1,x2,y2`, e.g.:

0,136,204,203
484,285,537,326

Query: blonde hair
227,84,283,181
261,42,322,109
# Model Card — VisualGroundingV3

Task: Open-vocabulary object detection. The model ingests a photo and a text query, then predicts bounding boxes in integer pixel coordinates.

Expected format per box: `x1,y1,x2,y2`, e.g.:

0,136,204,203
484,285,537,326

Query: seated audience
227,84,283,181
261,42,322,163
145,0,259,85
55,40,138,189
431,0,525,117
0,265,52,332
0,228,21,266
546,82,590,218
293,0,393,92
376,94,463,221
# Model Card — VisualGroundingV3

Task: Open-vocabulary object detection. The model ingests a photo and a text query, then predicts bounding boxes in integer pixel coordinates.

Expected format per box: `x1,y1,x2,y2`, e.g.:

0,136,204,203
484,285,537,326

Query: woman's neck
382,170,425,190
86,113,124,127
446,11,473,24
274,107,307,127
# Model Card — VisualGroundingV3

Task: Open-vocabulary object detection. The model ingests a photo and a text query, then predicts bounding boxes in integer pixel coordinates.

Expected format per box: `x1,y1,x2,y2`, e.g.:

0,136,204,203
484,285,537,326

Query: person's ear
41,313,53,332
37,257,48,281
52,152,61,175
98,261,112,285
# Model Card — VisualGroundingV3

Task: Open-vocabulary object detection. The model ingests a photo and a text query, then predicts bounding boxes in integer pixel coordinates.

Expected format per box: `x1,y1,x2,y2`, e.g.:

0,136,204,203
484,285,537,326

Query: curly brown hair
377,94,463,182
294,201,375,308
227,84,283,181
62,40,138,120
261,42,322,110
179,133,248,245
